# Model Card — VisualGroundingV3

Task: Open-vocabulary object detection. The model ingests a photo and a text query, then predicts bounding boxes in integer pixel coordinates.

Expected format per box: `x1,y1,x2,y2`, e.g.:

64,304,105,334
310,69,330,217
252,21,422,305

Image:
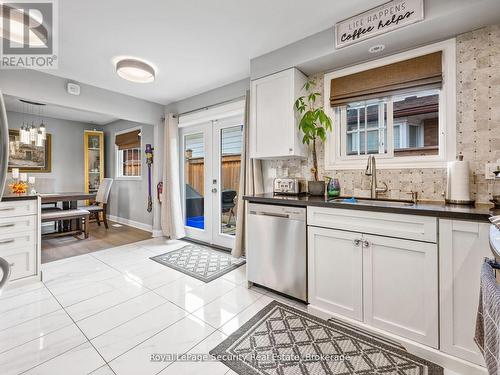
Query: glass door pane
219,125,243,236
184,132,205,230
86,133,102,193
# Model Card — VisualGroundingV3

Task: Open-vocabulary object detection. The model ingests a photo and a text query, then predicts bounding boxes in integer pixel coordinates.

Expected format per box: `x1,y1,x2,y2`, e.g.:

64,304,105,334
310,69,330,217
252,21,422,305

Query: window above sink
323,39,457,170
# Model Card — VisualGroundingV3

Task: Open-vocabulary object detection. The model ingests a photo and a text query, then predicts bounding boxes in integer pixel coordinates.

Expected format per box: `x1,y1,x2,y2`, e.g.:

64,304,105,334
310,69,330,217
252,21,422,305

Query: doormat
150,243,245,283
210,301,443,375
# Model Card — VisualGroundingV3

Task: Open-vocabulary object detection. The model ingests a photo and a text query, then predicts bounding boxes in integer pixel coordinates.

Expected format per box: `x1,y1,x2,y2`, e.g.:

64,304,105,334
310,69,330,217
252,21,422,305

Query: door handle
249,211,289,219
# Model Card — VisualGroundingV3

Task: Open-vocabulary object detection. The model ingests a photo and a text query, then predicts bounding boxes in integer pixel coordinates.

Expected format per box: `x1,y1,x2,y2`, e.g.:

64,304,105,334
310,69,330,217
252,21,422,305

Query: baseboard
151,229,163,237
107,215,153,233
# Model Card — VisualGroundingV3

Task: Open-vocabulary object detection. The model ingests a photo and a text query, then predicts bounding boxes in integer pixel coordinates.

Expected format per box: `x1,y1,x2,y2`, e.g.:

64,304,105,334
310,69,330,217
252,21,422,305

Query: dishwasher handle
249,210,289,219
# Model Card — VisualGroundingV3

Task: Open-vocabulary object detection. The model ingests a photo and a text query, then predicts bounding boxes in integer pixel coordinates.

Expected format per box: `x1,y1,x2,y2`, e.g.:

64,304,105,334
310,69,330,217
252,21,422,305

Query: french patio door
179,114,243,249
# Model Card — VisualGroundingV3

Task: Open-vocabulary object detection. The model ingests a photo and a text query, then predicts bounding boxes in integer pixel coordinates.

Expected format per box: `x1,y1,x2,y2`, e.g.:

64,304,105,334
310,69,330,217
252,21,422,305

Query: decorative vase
326,177,341,198
308,181,325,196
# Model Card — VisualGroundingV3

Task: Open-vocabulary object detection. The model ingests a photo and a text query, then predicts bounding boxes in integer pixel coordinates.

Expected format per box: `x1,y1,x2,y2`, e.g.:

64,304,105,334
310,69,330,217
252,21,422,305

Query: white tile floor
0,237,463,375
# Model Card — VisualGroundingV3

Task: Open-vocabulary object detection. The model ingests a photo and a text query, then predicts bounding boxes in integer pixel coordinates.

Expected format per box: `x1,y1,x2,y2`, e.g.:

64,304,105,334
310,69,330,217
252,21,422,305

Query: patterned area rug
150,243,245,283
210,301,443,375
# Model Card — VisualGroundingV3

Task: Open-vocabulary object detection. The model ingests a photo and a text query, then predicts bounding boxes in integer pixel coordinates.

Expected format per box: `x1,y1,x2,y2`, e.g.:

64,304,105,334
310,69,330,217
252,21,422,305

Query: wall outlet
485,160,500,180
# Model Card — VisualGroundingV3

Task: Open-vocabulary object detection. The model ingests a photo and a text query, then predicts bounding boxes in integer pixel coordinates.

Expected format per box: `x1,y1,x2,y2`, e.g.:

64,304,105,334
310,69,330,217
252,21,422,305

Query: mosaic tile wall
262,24,500,203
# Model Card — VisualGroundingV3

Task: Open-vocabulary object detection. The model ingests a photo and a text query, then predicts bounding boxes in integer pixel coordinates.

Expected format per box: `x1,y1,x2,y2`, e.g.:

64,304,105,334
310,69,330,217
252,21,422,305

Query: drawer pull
0,224,15,228
0,208,15,212
0,239,14,245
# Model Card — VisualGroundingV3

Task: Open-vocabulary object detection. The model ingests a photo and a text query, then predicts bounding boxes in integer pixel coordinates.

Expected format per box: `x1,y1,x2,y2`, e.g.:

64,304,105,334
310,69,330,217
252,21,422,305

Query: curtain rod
173,95,246,118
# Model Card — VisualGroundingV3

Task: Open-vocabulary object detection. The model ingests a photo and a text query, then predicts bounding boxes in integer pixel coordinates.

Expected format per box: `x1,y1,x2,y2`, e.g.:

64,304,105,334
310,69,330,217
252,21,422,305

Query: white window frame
114,126,142,180
324,38,456,170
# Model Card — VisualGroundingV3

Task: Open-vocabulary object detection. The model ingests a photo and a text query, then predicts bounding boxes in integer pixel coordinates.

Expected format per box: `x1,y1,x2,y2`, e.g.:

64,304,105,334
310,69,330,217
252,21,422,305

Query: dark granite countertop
1,193,39,202
243,193,498,222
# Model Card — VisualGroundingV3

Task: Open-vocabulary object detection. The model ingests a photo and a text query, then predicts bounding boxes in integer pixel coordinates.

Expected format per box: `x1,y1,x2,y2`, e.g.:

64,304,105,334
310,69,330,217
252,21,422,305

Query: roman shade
115,130,140,150
330,51,443,107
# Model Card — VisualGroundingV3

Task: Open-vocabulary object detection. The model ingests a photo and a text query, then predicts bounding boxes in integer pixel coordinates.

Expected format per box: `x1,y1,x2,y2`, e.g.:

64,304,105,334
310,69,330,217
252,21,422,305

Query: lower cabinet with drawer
2,246,36,280
307,206,439,348
0,198,41,285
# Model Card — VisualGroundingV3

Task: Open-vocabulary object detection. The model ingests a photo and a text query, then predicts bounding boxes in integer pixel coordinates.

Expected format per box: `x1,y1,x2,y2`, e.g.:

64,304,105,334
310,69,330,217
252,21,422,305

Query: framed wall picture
8,129,52,172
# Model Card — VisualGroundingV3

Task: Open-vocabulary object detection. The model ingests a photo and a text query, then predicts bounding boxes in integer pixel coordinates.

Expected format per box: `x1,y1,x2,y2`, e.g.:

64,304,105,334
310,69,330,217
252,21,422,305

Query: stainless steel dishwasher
247,203,307,302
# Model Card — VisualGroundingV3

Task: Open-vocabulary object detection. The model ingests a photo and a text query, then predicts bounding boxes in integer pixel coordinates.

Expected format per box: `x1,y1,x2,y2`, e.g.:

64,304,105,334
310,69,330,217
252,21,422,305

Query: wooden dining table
40,192,96,232
40,192,96,207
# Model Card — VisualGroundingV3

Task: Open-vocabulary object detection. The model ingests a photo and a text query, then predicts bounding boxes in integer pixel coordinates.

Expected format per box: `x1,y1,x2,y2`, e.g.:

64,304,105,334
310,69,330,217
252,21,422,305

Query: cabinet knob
353,239,361,247
363,240,370,247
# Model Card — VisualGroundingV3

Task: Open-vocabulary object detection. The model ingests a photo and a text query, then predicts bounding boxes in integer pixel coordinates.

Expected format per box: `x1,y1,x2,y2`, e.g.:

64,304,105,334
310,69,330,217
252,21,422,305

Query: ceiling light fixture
368,44,385,54
115,58,156,83
18,99,47,146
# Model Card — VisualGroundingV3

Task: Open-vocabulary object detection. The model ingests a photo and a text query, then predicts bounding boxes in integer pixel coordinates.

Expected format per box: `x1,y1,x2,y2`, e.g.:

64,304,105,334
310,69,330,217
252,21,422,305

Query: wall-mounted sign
335,0,424,49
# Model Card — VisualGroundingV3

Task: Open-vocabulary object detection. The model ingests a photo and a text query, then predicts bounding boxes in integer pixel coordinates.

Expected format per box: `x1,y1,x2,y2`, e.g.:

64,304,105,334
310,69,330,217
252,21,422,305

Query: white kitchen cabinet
0,198,41,285
439,219,490,365
250,68,307,159
308,206,437,243
308,226,363,321
307,207,439,348
363,234,438,348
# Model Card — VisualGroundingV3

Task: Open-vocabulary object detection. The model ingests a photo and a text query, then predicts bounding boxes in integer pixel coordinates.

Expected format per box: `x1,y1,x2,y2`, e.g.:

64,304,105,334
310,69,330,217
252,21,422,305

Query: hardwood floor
41,221,152,263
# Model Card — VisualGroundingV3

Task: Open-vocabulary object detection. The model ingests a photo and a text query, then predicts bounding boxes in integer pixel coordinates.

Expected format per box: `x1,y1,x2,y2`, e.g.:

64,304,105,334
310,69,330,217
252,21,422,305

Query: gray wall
250,0,500,80
165,78,249,115
7,111,101,192
103,120,154,227
0,69,164,126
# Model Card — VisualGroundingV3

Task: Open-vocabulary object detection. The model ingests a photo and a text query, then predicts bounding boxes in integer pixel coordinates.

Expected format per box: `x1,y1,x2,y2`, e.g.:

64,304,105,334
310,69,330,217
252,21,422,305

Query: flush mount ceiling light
368,44,385,54
0,4,48,47
115,58,156,83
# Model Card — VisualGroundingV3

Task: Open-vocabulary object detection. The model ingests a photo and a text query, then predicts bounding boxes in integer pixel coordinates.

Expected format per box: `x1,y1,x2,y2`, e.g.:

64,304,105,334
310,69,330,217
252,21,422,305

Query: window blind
115,130,141,150
330,51,443,107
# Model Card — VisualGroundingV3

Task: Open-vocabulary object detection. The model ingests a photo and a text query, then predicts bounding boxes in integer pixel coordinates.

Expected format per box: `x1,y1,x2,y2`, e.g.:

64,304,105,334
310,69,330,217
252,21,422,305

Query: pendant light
36,130,43,147
18,99,47,145
39,121,46,140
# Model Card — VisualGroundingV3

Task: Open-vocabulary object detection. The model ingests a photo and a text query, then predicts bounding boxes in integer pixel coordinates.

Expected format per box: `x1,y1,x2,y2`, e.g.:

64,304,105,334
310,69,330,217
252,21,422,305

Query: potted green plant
294,80,332,195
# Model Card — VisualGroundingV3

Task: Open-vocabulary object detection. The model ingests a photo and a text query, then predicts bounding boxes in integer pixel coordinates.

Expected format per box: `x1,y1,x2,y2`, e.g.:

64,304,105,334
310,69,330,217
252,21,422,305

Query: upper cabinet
250,68,307,159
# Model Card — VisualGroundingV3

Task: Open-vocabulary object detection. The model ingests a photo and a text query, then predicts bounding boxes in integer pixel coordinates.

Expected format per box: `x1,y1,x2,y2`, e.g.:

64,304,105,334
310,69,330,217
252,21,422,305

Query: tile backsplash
262,24,500,203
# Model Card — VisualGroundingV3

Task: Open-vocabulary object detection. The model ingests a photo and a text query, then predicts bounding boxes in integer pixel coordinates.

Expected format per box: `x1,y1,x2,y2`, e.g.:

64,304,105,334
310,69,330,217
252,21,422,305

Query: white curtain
161,114,186,239
232,92,264,258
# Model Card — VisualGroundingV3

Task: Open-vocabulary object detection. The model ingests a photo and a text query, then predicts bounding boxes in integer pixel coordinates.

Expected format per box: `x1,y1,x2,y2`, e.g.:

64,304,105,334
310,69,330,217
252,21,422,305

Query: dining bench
41,208,90,239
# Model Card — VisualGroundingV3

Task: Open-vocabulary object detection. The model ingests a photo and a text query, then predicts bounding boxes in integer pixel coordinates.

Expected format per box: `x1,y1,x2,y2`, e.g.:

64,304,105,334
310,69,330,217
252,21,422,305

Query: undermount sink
328,197,415,207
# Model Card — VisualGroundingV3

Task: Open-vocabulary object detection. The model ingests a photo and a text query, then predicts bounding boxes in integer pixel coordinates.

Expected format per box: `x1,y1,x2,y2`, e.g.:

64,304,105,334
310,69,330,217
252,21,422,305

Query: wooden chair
82,178,113,229
221,189,237,228
41,209,90,239
35,178,61,230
